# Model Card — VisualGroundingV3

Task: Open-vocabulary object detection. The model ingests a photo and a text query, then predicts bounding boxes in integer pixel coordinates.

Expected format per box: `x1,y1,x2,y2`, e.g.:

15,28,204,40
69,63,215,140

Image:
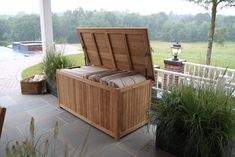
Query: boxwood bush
150,80,235,157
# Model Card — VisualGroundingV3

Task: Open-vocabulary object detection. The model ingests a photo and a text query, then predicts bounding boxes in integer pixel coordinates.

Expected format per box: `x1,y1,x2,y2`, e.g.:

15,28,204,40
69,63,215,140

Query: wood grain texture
105,33,117,69
57,70,151,140
123,34,134,71
77,28,155,81
0,107,6,138
91,33,102,66
118,80,151,137
58,28,153,140
79,33,90,65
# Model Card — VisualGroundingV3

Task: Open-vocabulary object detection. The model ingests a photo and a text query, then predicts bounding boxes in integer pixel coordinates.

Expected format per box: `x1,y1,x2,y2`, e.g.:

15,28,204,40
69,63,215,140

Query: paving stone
57,111,78,124
0,127,23,145
0,90,172,157
138,140,174,157
6,99,48,115
118,126,153,154
58,119,90,150
40,94,59,106
0,146,4,157
4,112,32,130
1,50,178,157
57,150,77,157
83,127,114,157
27,104,64,119
0,93,6,97
0,91,173,157
0,95,16,107
39,133,74,157
93,144,135,157
47,99,59,107
8,93,42,104
17,116,65,136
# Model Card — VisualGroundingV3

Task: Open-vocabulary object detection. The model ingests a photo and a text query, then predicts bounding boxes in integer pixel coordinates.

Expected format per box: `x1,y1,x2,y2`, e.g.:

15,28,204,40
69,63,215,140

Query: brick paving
0,54,43,94
0,44,81,94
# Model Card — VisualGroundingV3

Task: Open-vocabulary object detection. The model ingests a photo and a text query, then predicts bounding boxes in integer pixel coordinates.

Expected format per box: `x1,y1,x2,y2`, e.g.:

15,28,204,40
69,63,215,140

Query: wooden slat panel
108,34,128,70
108,33,134,71
77,28,155,81
142,31,154,80
105,33,117,68
95,33,114,68
82,33,100,66
123,34,134,70
94,33,109,54
78,28,148,34
57,75,76,111
79,33,90,65
0,107,6,138
91,33,102,65
119,80,151,134
57,67,151,140
57,72,115,132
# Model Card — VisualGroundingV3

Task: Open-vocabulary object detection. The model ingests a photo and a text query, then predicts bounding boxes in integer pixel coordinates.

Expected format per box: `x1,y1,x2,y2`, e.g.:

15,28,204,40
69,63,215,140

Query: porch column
39,0,54,55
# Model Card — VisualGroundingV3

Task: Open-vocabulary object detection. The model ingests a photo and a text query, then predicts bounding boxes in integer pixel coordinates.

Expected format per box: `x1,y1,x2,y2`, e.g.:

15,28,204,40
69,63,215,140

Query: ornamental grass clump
150,79,235,157
42,49,72,81
5,117,68,157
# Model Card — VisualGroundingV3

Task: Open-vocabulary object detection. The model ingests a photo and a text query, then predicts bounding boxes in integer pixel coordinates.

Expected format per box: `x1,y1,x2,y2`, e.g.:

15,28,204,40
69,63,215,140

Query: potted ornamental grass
150,78,235,157
42,48,72,96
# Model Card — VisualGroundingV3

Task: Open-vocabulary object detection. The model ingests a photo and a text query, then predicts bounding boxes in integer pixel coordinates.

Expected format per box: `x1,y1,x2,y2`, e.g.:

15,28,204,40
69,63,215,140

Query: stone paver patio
0,92,173,157
0,47,173,157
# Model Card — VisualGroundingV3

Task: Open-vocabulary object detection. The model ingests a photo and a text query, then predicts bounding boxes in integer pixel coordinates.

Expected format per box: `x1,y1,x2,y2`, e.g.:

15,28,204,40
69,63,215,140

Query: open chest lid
77,28,155,81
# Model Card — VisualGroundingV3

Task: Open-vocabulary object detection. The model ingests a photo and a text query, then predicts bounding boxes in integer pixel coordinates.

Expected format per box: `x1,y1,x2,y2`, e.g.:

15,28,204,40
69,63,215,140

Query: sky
0,0,234,16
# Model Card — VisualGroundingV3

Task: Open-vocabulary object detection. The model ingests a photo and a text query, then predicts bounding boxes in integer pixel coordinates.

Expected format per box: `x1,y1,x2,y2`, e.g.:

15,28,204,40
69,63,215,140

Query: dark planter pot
155,133,233,157
46,79,57,97
155,135,183,157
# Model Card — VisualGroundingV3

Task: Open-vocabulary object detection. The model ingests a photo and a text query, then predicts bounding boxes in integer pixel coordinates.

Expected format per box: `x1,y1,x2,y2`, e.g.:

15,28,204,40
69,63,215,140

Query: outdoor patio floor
0,92,173,157
0,47,173,157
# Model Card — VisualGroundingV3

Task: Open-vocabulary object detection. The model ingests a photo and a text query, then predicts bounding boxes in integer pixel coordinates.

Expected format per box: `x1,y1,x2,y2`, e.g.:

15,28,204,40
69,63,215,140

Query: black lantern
171,42,182,61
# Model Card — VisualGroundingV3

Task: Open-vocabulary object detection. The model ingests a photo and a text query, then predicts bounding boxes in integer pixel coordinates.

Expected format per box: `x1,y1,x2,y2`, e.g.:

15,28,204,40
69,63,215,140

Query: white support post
39,0,54,55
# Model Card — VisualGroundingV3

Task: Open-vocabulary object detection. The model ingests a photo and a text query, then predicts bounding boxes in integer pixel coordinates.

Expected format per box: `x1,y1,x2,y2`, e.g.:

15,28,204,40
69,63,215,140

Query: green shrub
42,49,72,81
21,54,85,80
150,80,235,157
0,41,10,47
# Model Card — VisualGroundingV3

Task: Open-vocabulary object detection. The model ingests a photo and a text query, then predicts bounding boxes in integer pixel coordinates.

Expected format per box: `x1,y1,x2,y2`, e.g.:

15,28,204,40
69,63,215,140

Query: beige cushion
88,70,122,82
80,66,109,71
60,66,146,88
108,74,146,88
99,72,137,85
61,66,109,78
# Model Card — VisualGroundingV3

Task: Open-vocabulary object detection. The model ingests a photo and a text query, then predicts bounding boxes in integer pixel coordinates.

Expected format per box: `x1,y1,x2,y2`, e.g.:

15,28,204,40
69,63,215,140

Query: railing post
163,58,186,89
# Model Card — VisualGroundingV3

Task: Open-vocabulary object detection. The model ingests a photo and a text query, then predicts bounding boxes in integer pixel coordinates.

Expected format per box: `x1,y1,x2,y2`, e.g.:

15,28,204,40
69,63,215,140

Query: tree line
0,8,235,45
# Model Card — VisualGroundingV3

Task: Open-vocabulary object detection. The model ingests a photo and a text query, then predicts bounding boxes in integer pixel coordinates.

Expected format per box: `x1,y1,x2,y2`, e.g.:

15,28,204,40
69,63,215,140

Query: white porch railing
153,68,235,98
183,62,235,82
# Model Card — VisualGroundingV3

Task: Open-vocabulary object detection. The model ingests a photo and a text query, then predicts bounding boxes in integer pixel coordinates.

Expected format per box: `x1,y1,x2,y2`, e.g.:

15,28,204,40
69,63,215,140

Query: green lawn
21,41,235,79
151,41,235,69
21,54,85,79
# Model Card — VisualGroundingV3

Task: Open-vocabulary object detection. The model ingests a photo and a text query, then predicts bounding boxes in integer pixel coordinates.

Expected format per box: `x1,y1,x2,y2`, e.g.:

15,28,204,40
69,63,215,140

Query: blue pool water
0,46,28,61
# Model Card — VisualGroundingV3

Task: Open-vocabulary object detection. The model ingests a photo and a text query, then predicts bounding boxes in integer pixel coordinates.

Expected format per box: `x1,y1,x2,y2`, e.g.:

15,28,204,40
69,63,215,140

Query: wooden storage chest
57,28,154,140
